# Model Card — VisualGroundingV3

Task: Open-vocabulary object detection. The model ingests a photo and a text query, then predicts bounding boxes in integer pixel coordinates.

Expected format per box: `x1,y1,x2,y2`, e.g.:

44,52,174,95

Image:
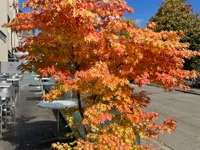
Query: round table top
0,83,12,88
7,78,21,81
37,100,78,109
32,74,40,77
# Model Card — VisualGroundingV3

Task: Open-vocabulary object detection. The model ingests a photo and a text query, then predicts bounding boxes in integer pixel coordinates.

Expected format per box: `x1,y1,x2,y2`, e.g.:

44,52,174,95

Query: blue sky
19,0,200,27
125,0,200,27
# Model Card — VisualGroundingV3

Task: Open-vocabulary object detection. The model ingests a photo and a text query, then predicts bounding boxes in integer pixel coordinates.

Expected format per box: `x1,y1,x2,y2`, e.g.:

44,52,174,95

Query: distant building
13,29,34,60
0,1,35,62
0,0,19,62
15,9,35,59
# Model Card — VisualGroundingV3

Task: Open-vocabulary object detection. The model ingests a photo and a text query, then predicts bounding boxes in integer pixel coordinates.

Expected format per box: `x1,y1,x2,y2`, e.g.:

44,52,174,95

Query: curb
60,110,173,150
174,88,200,96
147,84,200,96
143,139,173,150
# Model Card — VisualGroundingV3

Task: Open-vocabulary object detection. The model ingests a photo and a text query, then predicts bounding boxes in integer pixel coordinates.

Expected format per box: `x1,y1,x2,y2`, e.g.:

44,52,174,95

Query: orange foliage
4,0,200,149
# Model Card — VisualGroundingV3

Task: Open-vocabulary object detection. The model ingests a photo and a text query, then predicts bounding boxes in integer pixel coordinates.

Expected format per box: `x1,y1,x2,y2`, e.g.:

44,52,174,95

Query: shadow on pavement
26,97,42,101
29,90,42,93
1,115,73,150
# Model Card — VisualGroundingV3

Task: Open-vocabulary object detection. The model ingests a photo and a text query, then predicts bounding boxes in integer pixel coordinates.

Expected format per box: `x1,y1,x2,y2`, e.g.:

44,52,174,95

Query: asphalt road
0,74,199,150
133,85,200,150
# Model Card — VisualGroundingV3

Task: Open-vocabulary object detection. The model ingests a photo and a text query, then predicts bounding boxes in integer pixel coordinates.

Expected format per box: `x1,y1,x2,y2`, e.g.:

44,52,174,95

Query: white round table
37,100,77,143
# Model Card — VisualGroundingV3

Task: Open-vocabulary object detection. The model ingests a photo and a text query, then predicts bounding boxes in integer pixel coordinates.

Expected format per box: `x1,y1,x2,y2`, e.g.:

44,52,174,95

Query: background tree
4,0,200,149
150,0,200,71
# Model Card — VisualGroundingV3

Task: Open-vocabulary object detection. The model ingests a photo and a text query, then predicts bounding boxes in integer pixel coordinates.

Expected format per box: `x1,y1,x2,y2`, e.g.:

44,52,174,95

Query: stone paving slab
4,74,198,150
0,76,71,150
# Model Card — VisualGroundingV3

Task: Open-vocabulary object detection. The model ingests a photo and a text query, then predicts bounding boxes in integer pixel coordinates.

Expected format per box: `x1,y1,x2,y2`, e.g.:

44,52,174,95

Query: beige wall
0,0,7,34
0,40,8,62
0,0,19,62
0,0,8,61
0,61,21,73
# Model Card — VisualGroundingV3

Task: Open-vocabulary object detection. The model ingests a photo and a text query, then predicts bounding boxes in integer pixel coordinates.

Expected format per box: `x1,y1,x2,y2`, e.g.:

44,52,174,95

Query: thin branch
77,91,88,135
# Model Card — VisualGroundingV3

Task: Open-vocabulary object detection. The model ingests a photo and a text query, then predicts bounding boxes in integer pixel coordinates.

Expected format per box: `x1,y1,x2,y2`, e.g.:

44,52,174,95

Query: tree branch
77,91,88,135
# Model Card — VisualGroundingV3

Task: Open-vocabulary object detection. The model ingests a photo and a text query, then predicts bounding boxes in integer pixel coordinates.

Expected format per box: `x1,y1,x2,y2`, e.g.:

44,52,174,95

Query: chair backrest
64,91,73,99
0,96,2,116
0,81,7,83
12,75,20,79
6,80,13,83
0,87,12,98
4,75,11,78
0,78,7,81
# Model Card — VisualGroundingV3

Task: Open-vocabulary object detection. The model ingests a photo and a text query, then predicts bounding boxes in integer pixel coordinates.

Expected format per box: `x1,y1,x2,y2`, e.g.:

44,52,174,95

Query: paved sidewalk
0,75,71,150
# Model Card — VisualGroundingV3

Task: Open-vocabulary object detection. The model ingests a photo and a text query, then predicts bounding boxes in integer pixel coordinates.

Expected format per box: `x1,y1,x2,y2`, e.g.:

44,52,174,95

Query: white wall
0,0,19,62
0,0,8,61
0,61,21,73
0,40,8,62
0,0,7,35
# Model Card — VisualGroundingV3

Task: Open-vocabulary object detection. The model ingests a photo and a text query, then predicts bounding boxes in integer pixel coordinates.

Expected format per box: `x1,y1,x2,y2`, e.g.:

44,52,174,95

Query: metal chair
0,81,7,84
0,87,16,127
9,78,20,96
3,75,11,78
0,96,7,138
0,96,3,137
0,79,7,82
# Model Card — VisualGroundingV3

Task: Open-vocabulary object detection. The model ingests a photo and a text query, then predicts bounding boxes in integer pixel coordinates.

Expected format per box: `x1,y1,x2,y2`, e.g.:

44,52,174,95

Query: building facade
14,29,34,59
0,0,19,62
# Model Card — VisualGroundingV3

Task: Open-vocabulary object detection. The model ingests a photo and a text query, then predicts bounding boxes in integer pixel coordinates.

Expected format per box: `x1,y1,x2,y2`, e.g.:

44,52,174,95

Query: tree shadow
29,90,42,93
1,114,74,150
26,97,42,101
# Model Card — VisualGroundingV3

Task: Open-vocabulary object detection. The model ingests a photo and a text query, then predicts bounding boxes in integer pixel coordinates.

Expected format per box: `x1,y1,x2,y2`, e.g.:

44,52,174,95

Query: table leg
18,80,21,97
5,102,7,129
0,105,2,138
40,110,67,144
12,85,14,103
21,75,23,86
42,83,44,95
57,110,59,136
13,104,16,126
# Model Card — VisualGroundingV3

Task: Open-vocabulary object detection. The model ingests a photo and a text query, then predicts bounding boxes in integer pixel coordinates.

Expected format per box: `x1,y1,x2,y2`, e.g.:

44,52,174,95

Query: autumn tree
4,0,200,149
150,0,200,71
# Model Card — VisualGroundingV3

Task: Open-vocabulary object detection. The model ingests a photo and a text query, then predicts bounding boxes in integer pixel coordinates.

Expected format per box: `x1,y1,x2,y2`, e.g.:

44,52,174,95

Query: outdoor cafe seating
33,75,55,95
0,72,23,137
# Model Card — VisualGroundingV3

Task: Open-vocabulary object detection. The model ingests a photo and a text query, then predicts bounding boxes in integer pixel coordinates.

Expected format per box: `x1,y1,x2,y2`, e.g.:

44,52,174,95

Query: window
7,15,10,23
19,41,24,47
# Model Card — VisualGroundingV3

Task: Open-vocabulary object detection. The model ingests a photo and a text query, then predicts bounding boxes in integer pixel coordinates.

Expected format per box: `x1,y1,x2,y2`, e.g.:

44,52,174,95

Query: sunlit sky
125,0,200,27
19,0,200,27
